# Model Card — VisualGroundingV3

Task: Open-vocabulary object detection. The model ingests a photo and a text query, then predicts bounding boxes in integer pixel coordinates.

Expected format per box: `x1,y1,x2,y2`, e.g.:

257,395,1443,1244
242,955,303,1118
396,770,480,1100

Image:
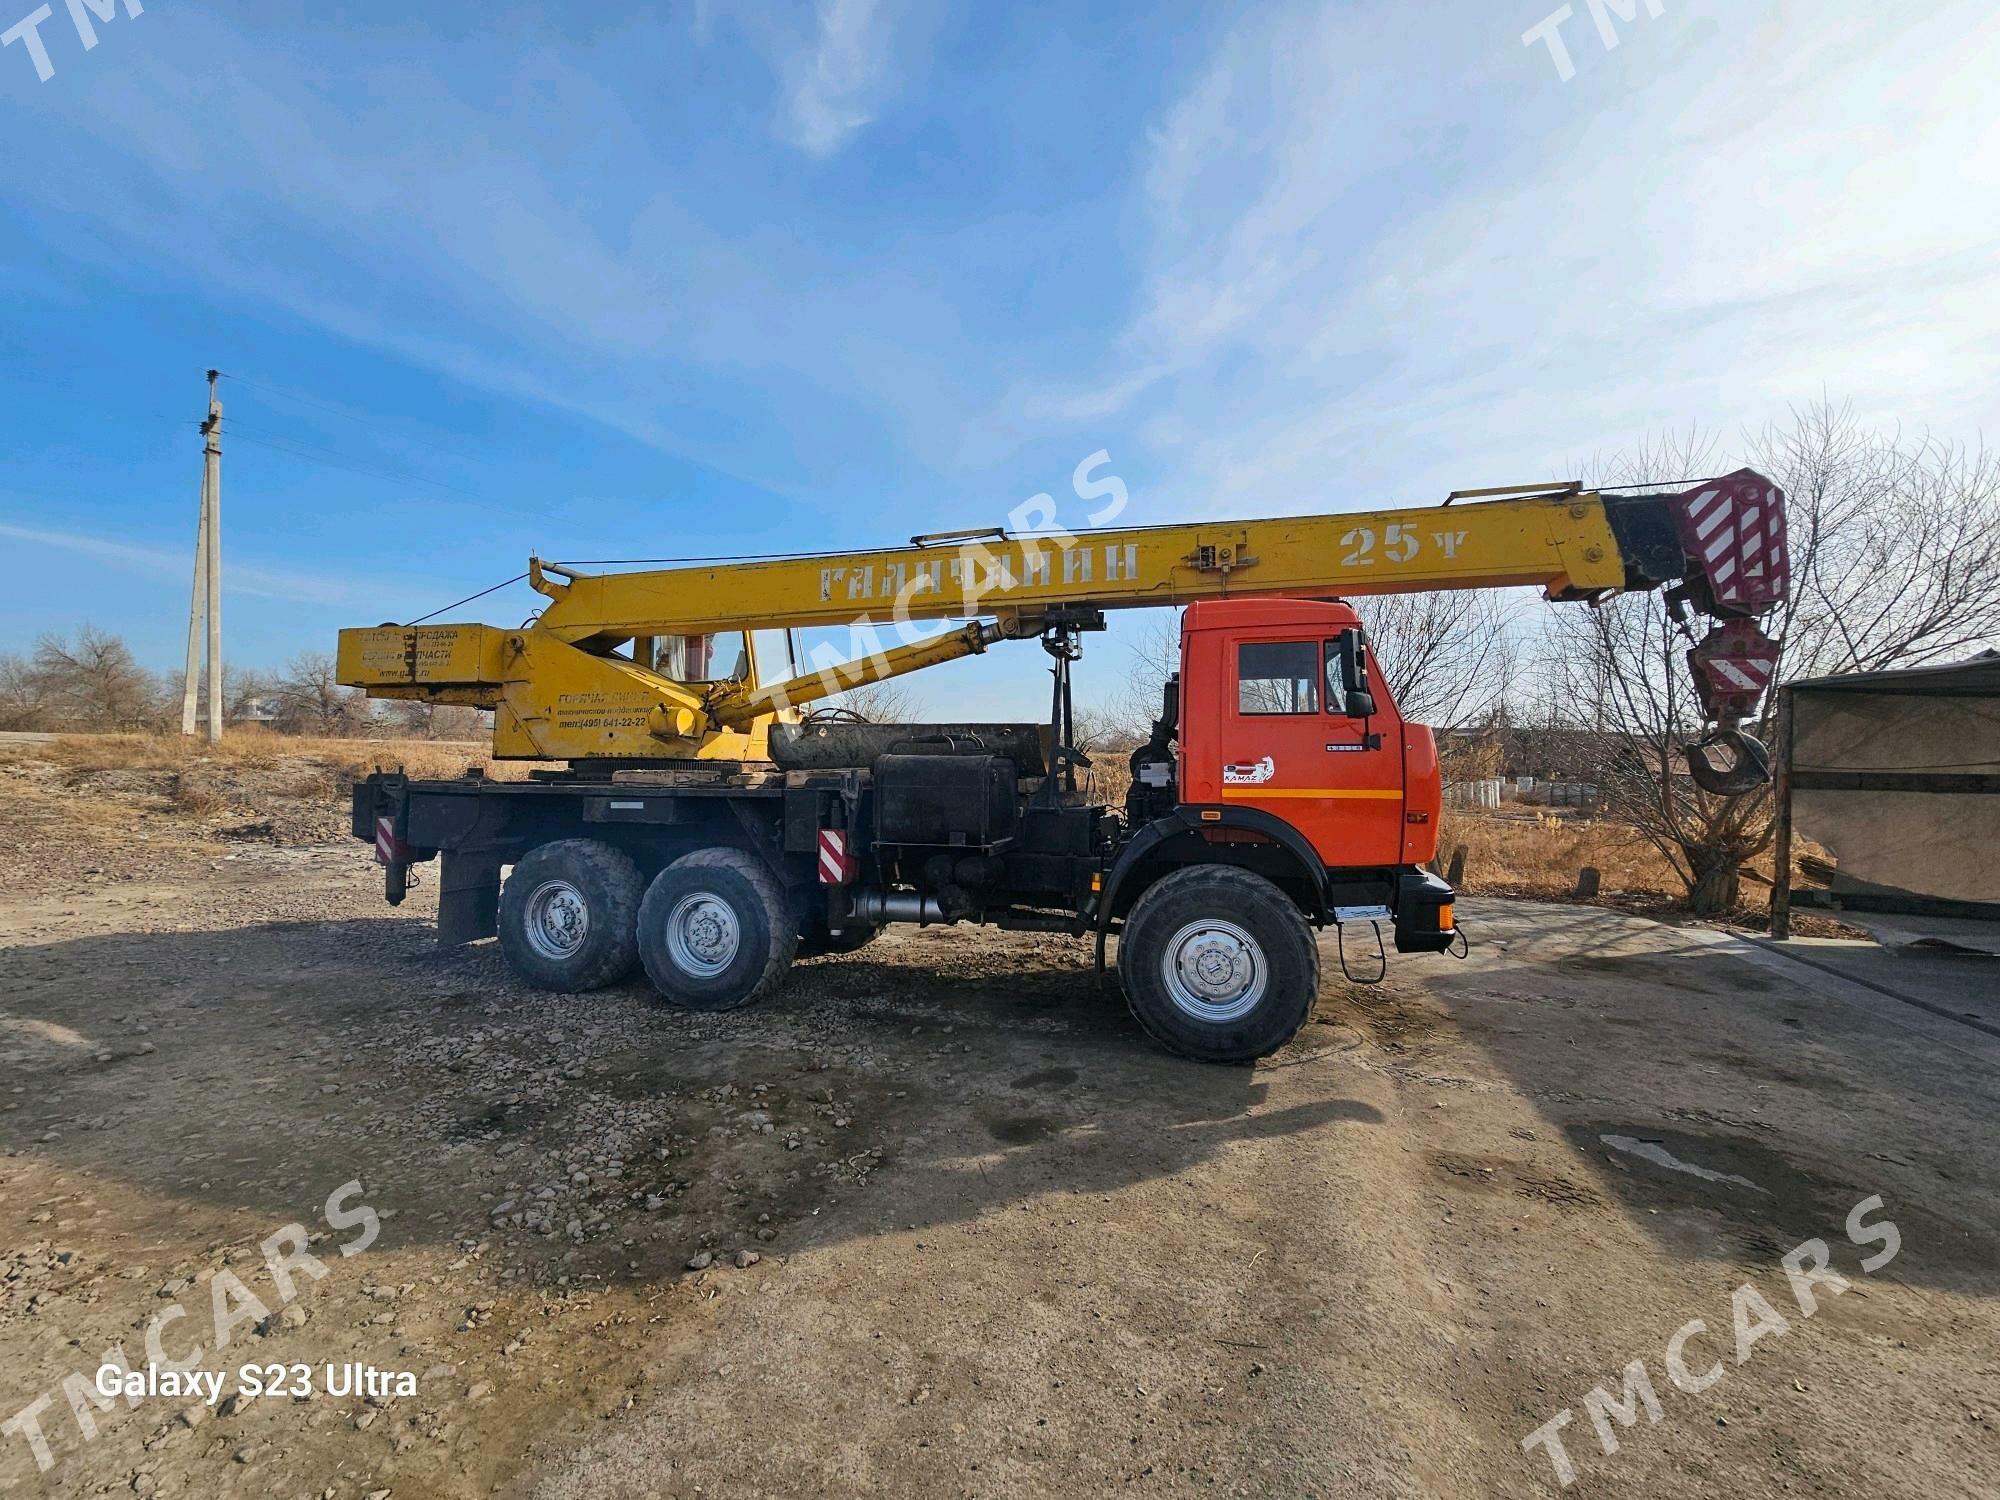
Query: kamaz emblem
1222,756,1276,785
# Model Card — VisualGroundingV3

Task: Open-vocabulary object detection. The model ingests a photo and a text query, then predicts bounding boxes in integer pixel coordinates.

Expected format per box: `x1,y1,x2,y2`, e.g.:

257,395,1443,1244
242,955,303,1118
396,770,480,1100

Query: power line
218,372,366,423
214,370,483,497
554,547,892,566
404,573,532,627
225,427,482,498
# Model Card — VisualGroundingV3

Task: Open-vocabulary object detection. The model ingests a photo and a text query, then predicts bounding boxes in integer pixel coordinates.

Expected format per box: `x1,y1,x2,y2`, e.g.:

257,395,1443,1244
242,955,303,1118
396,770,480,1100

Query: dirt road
3,792,1996,1496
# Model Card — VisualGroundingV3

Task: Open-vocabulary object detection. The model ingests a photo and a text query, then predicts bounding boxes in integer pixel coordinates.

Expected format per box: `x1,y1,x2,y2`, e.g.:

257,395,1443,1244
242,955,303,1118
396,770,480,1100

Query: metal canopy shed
1771,651,2000,937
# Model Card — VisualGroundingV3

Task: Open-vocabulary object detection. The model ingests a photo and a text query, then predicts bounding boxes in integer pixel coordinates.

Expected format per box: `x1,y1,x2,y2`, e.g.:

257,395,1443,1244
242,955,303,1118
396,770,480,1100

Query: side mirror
1333,630,1374,717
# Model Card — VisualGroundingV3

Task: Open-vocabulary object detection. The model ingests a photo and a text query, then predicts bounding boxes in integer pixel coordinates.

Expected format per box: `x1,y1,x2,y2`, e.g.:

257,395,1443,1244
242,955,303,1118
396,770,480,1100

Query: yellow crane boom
337,474,1785,766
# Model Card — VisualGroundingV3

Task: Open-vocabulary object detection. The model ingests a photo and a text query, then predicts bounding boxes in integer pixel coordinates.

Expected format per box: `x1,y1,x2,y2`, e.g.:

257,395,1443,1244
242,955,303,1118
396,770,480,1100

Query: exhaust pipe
851,889,954,924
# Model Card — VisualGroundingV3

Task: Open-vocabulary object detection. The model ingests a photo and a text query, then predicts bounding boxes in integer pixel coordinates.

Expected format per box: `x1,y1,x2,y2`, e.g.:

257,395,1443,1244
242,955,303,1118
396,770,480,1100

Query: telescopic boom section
336,470,1788,773
530,489,1632,640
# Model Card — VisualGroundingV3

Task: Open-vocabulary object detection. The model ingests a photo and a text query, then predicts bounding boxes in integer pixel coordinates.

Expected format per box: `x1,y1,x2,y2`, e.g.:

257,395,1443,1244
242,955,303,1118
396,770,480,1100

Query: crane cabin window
1237,641,1321,714
751,628,799,689
655,632,750,684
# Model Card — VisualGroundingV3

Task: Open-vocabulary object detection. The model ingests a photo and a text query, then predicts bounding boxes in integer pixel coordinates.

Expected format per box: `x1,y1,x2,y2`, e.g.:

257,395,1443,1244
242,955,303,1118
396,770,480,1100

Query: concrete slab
1840,910,2000,955
1750,933,2000,1037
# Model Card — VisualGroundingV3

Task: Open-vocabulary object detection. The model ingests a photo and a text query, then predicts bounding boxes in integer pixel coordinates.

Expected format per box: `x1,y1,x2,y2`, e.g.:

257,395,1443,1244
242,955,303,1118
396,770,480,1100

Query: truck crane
337,469,1787,1063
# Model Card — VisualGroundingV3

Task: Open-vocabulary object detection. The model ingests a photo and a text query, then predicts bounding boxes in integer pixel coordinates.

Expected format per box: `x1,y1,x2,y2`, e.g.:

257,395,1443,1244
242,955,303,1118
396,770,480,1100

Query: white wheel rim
523,879,590,961
666,892,740,978
1161,917,1267,1023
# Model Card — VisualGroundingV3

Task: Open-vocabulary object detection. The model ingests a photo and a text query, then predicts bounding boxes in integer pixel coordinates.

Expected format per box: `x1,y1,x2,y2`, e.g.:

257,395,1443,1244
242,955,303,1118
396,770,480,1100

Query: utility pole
179,370,224,742
178,464,207,735
203,370,223,743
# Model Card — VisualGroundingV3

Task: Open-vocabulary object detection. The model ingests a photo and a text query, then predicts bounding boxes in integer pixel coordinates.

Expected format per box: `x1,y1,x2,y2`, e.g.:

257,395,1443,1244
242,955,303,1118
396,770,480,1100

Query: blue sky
2,0,1995,719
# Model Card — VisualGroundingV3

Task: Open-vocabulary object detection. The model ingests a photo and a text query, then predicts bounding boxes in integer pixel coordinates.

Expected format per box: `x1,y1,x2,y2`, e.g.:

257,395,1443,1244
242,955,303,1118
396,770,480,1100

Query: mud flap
438,849,502,945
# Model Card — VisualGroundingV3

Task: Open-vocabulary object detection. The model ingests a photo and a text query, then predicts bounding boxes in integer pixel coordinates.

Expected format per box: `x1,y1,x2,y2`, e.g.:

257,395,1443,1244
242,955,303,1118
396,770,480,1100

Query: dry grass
1441,808,1685,901
21,730,537,784
1436,805,1861,934
168,772,226,817
0,731,552,850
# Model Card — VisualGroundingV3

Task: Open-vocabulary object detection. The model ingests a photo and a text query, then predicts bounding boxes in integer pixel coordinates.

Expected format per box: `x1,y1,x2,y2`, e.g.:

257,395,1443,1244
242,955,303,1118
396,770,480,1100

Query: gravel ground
2,770,1997,1498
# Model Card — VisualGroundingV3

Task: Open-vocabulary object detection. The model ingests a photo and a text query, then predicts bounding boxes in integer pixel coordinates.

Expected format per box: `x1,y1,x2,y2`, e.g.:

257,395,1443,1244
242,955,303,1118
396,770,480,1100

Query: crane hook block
1685,619,1780,722
1683,728,1772,796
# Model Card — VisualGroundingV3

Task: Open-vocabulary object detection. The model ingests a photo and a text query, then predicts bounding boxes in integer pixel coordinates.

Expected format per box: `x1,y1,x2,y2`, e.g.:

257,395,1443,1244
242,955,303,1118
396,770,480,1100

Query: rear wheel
1117,864,1319,1062
638,848,798,1010
496,839,643,992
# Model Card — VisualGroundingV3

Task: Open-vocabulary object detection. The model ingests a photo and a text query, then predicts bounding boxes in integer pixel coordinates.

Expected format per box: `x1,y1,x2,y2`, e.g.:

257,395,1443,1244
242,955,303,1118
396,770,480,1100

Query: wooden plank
1789,770,2000,795
1770,687,1795,940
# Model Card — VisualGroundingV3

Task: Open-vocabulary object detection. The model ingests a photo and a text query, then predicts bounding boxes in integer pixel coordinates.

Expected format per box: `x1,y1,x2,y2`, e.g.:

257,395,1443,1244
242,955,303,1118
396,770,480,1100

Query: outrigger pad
771,721,1052,775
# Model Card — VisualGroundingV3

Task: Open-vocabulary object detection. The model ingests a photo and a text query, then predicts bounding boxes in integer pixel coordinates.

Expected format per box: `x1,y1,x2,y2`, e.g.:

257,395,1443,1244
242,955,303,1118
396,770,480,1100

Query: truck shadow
0,916,1383,1294
8,901,1993,1303
1365,898,2000,1299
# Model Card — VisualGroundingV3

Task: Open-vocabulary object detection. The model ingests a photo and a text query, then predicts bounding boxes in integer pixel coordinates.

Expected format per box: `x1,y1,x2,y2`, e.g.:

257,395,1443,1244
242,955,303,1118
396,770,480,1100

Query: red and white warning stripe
1673,471,1790,610
817,829,857,885
1686,619,1782,719
375,815,410,866
1705,656,1773,693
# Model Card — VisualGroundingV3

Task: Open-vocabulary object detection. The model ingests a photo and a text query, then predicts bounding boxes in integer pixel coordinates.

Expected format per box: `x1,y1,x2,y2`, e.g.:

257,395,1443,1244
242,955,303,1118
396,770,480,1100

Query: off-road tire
638,847,798,1011
1117,864,1320,1063
496,839,643,993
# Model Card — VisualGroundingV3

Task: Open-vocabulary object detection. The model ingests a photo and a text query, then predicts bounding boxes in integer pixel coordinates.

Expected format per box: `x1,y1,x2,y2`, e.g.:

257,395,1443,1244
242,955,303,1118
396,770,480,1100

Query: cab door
1215,633,1404,867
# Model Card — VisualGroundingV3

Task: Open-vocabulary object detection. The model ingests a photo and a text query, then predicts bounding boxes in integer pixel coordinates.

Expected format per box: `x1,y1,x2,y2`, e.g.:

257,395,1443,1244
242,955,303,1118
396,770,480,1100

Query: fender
1093,805,1328,971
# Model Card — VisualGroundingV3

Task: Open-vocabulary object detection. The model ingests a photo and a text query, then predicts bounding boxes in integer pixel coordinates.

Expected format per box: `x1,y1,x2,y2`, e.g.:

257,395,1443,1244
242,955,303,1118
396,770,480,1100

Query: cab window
1237,641,1320,714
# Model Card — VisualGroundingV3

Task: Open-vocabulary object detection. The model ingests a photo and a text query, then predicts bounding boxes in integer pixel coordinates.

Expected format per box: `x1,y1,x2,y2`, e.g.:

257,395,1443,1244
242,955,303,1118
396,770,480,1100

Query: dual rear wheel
497,841,1319,1063
496,840,795,1011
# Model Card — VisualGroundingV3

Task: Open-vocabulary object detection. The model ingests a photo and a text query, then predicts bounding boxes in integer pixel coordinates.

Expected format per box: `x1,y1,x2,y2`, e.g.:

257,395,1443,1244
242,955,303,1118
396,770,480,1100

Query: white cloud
0,521,358,605
775,0,898,156
711,0,912,157
1010,0,2000,517
0,8,964,512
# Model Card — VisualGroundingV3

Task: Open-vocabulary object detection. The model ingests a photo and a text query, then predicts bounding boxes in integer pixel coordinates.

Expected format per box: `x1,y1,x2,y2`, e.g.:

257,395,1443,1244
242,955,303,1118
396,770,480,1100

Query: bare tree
1361,589,1518,728
379,698,490,741
825,679,926,723
28,627,164,729
1549,402,2000,911
0,652,49,731
1068,702,1138,758
1751,402,2000,675
272,652,373,737
1101,611,1183,740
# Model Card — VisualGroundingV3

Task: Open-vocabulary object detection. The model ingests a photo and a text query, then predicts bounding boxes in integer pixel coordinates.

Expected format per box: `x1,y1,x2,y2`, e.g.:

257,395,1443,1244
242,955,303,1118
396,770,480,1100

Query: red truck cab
1176,598,1443,870
1110,599,1452,959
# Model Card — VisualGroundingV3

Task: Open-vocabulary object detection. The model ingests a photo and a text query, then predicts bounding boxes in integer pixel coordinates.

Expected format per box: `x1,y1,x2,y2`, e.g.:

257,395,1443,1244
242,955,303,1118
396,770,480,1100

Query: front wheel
1117,864,1320,1063
638,848,798,1011
496,839,643,992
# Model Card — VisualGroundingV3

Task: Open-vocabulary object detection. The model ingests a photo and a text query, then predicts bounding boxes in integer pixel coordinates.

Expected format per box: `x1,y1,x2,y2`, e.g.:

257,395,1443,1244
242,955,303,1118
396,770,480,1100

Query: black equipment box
874,753,1018,848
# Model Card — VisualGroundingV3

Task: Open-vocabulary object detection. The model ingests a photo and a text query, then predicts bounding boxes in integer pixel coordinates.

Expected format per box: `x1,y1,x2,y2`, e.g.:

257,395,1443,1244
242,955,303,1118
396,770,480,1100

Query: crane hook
1683,728,1772,797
